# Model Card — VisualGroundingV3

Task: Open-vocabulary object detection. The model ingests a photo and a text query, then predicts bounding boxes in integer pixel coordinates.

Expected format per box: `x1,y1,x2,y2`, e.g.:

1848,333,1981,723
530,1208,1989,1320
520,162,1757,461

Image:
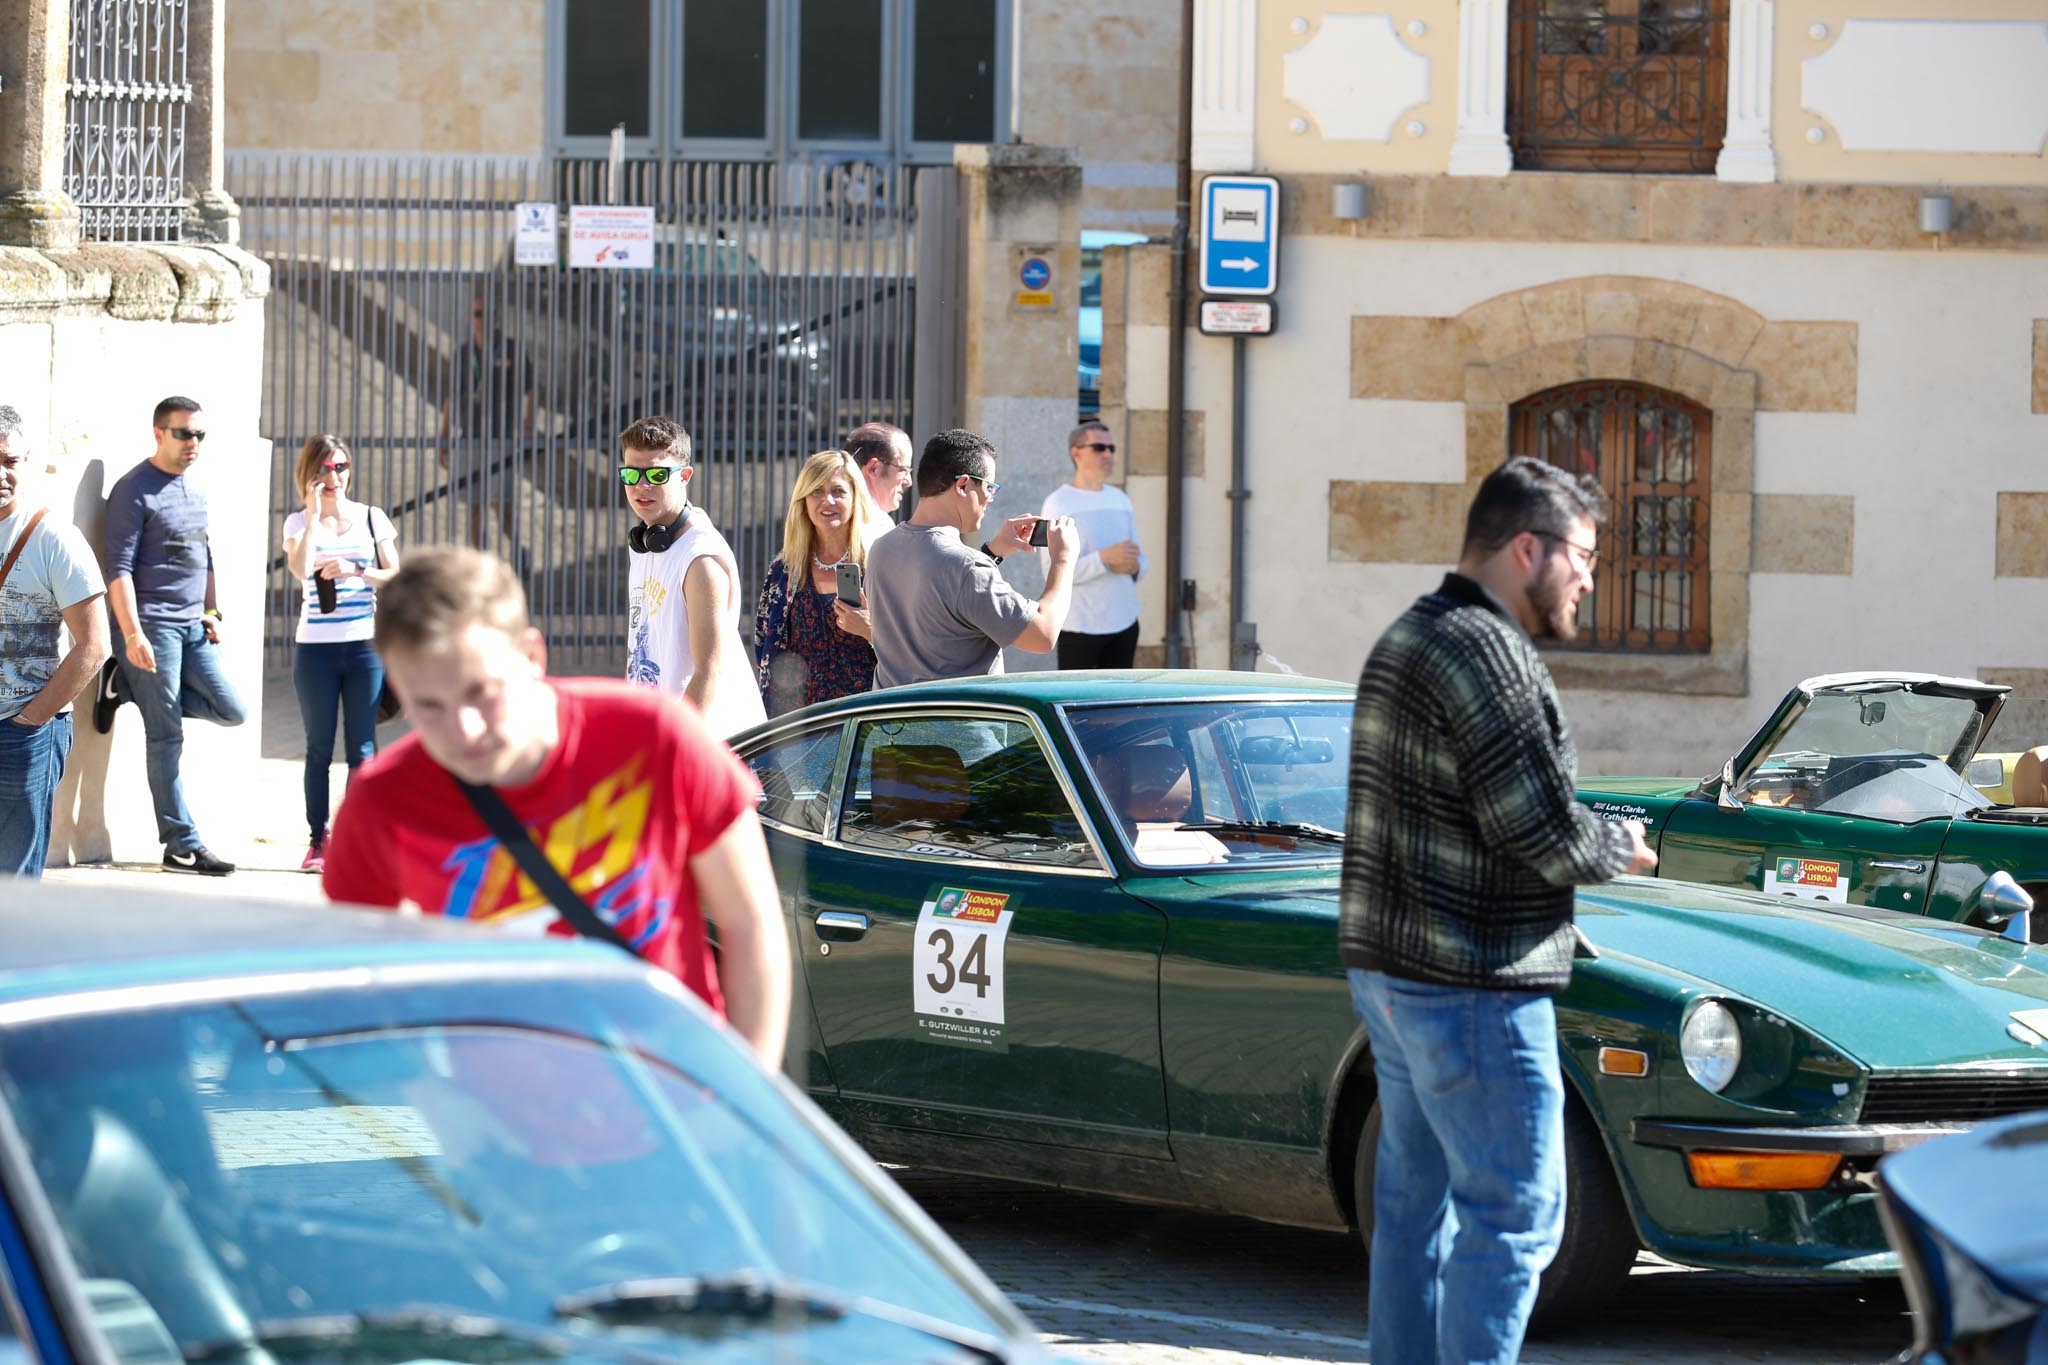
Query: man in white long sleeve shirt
1039,422,1146,669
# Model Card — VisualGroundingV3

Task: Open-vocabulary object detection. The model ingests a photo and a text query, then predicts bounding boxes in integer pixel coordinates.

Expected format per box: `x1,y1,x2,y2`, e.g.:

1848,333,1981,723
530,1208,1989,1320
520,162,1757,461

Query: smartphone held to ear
833,561,865,609
1028,518,1050,548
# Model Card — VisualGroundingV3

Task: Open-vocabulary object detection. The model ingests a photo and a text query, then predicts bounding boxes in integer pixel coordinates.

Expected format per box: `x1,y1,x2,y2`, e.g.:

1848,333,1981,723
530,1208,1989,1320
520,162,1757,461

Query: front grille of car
1859,1074,2048,1124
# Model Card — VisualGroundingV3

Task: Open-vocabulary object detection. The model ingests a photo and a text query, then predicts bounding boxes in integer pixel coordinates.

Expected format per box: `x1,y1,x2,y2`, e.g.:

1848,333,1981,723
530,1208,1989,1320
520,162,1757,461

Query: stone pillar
1716,0,1778,182
1447,0,1513,177
183,0,239,242
1192,0,1258,172
0,0,80,248
953,143,1084,672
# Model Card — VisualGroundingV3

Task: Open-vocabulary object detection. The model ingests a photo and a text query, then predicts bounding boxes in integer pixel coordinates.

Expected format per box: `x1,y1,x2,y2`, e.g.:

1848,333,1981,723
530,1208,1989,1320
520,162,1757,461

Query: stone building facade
223,0,1181,231
1097,0,2048,774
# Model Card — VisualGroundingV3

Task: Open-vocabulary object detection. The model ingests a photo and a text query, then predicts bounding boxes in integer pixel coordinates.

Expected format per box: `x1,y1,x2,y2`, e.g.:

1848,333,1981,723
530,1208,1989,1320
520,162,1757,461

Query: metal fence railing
226,153,922,677
65,0,191,242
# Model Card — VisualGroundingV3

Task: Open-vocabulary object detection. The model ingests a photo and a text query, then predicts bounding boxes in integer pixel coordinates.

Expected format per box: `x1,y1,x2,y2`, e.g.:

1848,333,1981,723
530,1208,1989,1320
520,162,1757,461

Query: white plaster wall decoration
1192,0,1258,171
1801,19,2048,154
1448,0,1511,176
1281,14,1430,143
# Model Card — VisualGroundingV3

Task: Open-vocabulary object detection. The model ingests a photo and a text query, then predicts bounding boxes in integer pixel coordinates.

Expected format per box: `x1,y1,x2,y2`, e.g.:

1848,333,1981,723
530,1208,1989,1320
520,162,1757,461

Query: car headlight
1681,1000,1742,1093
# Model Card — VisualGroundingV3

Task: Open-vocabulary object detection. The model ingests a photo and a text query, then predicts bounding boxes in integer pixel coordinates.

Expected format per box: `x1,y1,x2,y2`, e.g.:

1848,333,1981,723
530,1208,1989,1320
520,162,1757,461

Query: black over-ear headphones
627,497,693,554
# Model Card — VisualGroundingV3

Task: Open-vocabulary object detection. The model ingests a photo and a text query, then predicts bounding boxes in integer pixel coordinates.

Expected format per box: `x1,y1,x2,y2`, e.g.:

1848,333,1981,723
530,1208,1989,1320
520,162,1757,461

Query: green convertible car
1577,672,2048,936
734,672,2048,1327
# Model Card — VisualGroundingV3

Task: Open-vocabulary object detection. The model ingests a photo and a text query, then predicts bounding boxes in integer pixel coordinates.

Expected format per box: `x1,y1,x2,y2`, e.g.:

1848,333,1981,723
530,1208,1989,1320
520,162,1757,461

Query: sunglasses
618,465,681,485
165,426,207,442
319,461,350,474
1077,441,1116,454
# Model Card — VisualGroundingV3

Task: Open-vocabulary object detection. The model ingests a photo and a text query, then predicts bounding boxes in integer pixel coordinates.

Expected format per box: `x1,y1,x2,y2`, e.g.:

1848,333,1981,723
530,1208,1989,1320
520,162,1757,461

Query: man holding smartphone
867,428,1078,687
1039,421,1145,668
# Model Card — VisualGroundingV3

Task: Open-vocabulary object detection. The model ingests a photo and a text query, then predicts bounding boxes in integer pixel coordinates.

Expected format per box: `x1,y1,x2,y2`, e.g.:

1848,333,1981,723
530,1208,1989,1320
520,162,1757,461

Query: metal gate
227,154,923,675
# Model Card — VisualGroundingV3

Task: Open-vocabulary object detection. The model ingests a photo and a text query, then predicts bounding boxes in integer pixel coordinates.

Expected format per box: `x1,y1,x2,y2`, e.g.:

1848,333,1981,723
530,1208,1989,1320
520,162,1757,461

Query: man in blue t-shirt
0,406,109,878
99,396,247,875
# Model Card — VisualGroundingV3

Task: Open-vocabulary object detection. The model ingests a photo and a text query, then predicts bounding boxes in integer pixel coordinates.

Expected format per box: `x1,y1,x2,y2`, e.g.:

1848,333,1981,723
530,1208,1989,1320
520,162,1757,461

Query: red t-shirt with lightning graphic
322,677,759,1016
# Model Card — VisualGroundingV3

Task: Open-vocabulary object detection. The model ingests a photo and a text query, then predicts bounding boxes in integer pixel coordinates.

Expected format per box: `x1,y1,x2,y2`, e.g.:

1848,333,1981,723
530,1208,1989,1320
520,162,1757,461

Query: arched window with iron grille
1510,380,1711,652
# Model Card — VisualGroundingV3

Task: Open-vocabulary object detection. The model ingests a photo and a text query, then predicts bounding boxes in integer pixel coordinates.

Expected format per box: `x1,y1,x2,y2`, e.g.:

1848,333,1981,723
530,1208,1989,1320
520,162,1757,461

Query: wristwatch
202,607,223,622
979,540,1004,565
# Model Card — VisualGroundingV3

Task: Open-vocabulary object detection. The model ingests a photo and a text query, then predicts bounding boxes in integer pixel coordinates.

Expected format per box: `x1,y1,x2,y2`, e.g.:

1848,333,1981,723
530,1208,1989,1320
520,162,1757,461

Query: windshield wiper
1176,819,1344,843
184,1305,664,1365
554,1273,1012,1363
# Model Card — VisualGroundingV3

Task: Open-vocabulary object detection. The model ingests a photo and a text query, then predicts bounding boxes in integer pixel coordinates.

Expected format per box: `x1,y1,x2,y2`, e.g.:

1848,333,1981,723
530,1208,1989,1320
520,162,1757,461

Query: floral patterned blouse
754,557,877,717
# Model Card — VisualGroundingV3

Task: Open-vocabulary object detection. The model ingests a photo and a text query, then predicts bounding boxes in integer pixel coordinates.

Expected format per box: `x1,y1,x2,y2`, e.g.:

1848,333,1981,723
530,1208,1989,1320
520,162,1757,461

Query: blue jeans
119,620,248,854
292,638,383,842
0,712,72,878
1350,969,1565,1365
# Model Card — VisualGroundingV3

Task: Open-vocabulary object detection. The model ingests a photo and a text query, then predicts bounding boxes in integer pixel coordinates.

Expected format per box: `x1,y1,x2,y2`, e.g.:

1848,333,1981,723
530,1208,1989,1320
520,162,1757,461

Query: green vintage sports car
734,672,2048,1328
1577,672,2048,936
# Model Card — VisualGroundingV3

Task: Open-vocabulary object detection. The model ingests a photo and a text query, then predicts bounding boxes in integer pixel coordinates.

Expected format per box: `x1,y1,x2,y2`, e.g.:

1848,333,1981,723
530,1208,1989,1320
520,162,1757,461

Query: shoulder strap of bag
455,781,636,954
370,507,393,568
0,509,49,589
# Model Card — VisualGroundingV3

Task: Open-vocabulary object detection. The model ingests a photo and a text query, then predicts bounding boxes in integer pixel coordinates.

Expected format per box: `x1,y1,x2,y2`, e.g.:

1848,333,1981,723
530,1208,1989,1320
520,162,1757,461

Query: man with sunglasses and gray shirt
100,396,248,876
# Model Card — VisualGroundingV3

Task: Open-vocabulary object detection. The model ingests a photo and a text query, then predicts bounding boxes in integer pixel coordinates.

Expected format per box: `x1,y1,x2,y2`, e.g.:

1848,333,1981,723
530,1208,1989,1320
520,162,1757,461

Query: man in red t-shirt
322,546,790,1067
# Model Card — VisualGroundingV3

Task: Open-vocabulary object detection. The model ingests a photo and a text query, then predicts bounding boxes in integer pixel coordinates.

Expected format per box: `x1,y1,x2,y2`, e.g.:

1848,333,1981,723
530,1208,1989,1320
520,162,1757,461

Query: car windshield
0,974,1002,1363
1065,699,1352,865
1731,688,1992,823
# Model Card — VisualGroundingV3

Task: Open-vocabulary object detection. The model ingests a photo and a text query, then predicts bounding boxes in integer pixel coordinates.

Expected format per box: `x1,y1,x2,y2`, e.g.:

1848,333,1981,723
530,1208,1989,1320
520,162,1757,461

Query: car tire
1351,1095,1636,1336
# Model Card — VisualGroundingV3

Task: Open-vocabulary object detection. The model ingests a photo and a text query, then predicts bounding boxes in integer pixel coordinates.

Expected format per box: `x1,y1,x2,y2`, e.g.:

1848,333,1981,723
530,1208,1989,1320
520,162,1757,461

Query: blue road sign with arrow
1199,175,1279,297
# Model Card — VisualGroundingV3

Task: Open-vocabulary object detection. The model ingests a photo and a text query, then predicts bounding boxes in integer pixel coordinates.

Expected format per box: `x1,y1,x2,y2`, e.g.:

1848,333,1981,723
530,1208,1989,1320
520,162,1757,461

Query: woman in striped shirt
281,435,399,872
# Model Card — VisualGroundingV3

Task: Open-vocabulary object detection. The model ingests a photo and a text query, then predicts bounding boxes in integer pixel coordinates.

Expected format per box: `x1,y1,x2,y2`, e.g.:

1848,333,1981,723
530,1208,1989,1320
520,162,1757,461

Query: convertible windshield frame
1056,694,1354,873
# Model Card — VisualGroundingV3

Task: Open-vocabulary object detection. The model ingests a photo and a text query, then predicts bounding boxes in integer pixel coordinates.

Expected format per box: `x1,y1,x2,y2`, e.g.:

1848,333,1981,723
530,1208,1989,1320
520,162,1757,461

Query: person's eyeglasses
165,426,207,442
888,461,913,475
1077,441,1116,454
1535,531,1600,574
963,474,1001,496
618,465,680,485
320,461,350,474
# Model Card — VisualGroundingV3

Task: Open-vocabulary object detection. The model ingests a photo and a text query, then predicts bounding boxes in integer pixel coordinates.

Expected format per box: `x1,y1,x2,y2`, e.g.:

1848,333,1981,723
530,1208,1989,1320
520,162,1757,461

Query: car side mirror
1974,870,2034,944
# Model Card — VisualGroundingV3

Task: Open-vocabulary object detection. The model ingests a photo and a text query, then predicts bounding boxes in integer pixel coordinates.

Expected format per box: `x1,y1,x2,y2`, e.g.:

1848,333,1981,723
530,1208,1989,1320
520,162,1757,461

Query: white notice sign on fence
568,204,654,269
513,202,557,266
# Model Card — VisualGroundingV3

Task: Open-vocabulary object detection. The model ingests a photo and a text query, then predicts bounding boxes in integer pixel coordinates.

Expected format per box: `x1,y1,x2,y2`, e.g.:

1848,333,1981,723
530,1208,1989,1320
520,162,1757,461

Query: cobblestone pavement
893,1171,1911,1365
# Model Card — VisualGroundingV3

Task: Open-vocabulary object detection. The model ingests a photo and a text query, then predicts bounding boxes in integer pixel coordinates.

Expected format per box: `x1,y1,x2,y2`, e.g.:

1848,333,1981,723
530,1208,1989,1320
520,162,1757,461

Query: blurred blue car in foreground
0,886,1049,1364
1879,1108,2048,1363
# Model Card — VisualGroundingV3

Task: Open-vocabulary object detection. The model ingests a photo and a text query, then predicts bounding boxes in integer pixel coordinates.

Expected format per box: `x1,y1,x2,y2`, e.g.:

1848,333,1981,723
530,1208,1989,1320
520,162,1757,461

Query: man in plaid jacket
1339,457,1657,1365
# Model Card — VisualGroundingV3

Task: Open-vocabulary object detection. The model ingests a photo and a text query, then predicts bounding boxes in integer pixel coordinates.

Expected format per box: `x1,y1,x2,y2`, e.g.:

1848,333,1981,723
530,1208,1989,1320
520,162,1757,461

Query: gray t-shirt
868,524,1037,688
0,509,106,722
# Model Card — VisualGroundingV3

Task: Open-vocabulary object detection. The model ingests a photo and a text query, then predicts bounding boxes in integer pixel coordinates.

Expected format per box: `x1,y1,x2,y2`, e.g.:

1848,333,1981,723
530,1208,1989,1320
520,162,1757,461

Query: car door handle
1869,860,1927,873
815,911,870,941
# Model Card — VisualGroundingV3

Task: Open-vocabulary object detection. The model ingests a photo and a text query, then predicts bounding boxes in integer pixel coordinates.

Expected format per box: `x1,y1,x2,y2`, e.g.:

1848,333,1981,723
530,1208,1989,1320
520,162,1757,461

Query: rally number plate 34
913,886,1015,1052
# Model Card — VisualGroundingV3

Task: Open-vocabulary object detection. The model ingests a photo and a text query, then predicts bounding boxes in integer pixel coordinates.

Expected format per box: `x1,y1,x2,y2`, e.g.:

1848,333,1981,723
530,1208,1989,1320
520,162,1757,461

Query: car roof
751,669,1354,726
0,884,620,1005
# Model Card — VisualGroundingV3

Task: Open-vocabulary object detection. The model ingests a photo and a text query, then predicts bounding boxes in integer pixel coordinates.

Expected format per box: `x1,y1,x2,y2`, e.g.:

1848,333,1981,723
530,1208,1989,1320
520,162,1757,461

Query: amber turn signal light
1687,1150,1842,1190
1597,1046,1650,1077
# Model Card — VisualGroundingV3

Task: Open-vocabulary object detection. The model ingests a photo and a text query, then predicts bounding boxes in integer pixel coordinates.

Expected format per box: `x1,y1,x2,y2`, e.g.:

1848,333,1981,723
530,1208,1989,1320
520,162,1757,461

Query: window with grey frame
551,0,1007,163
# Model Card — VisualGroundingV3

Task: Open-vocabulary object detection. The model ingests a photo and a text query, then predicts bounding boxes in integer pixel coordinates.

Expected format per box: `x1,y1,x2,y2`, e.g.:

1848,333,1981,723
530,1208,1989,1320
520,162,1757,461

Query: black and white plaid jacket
1338,573,1634,993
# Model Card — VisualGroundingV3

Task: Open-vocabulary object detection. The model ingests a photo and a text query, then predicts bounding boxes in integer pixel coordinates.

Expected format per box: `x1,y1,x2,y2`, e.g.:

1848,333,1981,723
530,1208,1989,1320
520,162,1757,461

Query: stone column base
0,190,79,250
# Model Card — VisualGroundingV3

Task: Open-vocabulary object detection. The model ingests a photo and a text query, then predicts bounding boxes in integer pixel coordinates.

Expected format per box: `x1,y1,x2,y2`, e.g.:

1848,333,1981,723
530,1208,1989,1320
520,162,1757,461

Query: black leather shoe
163,846,235,876
91,660,126,735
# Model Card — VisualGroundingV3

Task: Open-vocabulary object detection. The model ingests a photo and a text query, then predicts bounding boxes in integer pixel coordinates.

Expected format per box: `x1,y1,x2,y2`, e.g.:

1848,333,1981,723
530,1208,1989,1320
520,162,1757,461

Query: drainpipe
1163,0,1194,668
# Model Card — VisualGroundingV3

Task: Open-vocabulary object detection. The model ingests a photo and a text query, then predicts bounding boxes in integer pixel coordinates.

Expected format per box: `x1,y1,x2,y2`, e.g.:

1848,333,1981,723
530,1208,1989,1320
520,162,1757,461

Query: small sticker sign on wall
1012,245,1056,311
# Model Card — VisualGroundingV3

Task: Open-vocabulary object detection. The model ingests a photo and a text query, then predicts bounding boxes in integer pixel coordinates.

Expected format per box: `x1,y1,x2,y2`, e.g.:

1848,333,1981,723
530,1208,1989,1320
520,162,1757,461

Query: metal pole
1227,334,1257,673
1163,0,1194,668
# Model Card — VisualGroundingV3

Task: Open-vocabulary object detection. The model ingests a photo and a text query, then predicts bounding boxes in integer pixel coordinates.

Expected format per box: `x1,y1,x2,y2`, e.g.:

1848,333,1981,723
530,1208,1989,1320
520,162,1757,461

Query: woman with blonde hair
281,434,399,871
754,449,881,715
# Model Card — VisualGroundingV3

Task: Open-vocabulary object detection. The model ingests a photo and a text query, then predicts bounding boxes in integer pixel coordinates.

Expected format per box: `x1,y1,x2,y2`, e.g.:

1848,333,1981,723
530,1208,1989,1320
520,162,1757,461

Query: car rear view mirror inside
1238,735,1336,766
